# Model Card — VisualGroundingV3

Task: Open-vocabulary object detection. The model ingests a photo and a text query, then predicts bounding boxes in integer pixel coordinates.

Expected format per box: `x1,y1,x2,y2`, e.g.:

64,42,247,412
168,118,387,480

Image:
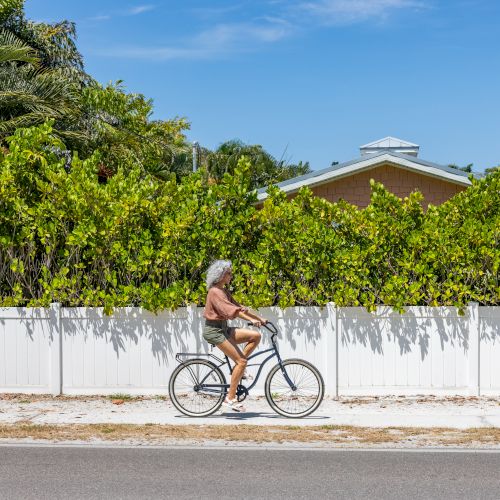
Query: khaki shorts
203,321,235,346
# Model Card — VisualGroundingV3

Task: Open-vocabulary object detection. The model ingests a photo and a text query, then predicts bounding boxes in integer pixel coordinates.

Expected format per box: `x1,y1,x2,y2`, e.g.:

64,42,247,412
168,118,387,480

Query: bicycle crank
236,385,249,402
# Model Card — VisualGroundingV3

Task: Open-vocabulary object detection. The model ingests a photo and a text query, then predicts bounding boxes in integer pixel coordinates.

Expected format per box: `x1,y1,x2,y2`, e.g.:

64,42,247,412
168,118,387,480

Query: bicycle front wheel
265,359,324,418
169,359,226,417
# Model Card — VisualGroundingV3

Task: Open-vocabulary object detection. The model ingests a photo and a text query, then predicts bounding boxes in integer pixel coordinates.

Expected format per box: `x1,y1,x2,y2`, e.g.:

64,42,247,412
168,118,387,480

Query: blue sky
25,0,500,172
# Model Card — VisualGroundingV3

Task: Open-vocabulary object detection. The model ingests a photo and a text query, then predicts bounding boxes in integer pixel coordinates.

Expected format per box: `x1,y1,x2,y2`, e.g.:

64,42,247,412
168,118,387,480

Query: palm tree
205,140,311,189
0,1,192,178
0,27,37,64
1,0,88,85
0,1,92,145
0,29,81,141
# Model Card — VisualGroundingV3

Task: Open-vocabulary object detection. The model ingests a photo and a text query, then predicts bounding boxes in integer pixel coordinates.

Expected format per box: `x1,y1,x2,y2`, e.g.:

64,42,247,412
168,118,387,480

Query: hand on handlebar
248,319,268,328
251,319,267,327
246,320,278,334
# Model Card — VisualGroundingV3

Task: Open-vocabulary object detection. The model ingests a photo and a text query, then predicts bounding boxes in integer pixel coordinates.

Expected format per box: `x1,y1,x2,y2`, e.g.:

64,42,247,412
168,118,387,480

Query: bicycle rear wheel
265,359,324,418
169,359,226,417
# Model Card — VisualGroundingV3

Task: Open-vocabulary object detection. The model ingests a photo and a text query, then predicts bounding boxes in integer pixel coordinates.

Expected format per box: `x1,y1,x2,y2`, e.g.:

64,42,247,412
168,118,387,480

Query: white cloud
87,15,111,22
86,4,155,22
99,19,293,61
128,5,155,15
95,1,427,62
298,0,424,24
197,21,292,45
102,46,209,60
190,5,246,19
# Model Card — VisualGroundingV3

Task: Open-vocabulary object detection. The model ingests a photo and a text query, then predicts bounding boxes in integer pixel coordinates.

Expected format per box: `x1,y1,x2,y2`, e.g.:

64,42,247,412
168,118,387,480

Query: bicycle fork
275,350,297,391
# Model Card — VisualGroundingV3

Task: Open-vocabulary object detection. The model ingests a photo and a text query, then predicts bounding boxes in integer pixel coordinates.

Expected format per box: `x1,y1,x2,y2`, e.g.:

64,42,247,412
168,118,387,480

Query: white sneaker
222,397,246,412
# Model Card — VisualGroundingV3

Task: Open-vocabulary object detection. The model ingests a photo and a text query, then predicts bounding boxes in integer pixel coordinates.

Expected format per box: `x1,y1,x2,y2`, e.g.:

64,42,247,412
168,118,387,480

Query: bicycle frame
175,322,297,395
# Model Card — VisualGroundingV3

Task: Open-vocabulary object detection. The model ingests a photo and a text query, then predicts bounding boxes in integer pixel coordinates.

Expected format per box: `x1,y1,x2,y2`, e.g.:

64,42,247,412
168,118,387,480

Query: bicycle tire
265,358,324,418
169,359,226,417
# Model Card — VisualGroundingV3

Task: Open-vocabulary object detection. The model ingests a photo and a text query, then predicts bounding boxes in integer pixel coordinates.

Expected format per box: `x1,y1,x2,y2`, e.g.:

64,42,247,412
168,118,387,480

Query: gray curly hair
206,260,232,289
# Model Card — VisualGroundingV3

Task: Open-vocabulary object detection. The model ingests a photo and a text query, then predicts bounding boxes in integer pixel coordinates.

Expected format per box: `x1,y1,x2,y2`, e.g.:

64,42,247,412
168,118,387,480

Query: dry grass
2,393,498,406
1,423,500,447
2,393,499,447
0,393,147,402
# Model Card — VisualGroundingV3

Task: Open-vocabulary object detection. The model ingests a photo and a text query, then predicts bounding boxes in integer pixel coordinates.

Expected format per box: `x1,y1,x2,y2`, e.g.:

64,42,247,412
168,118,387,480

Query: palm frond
0,28,39,64
0,63,81,138
0,111,49,132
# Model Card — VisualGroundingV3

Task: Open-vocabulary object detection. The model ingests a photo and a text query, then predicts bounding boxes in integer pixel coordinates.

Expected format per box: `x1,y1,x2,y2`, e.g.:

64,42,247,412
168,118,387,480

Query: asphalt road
1,445,499,499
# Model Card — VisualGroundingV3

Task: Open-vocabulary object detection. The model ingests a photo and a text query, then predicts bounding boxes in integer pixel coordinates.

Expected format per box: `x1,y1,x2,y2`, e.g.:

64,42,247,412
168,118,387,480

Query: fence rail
0,303,498,397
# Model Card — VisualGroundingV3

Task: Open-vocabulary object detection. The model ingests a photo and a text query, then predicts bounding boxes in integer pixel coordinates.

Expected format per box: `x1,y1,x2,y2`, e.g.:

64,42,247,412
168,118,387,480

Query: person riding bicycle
203,259,267,412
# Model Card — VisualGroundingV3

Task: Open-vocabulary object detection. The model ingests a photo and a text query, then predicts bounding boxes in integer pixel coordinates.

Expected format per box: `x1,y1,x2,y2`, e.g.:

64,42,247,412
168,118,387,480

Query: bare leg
216,340,247,401
230,328,262,359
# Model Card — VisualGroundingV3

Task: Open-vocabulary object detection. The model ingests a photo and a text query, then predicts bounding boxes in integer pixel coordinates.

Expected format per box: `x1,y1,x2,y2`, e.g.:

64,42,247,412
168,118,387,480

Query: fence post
325,302,339,398
48,302,62,396
467,302,480,396
187,303,199,350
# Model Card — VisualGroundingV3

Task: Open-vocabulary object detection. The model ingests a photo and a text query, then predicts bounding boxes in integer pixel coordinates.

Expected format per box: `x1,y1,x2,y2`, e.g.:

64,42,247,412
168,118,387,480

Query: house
257,137,473,208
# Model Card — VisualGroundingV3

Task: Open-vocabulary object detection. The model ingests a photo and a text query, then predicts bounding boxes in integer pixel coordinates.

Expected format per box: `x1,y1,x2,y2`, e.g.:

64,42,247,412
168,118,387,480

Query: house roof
257,150,473,201
360,137,419,149
360,137,419,156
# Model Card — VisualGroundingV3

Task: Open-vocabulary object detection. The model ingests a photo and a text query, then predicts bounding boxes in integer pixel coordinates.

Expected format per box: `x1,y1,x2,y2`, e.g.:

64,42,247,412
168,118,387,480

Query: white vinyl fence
0,303,499,397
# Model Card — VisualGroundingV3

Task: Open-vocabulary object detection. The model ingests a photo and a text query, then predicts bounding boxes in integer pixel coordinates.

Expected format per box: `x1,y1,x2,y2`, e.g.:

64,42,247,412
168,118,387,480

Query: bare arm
237,308,267,327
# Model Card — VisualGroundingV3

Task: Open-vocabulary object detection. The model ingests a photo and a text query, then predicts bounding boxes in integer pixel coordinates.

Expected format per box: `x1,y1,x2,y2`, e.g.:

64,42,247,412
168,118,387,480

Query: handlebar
246,321,278,335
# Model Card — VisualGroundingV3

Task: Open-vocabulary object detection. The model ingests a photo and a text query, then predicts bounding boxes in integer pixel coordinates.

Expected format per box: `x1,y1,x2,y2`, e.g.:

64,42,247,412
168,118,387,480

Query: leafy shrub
1,123,498,312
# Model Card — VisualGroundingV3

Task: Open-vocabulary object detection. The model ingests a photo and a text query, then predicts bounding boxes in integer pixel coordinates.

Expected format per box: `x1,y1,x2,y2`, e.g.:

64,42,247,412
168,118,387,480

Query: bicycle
168,322,324,418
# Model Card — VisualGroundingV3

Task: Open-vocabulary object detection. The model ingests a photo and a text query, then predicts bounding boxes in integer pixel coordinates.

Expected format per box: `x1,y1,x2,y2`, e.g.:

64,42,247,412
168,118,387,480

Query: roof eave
257,153,472,201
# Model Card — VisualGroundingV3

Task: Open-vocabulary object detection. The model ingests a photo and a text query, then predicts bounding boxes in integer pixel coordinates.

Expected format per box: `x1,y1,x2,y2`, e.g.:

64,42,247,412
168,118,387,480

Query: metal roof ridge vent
360,137,420,157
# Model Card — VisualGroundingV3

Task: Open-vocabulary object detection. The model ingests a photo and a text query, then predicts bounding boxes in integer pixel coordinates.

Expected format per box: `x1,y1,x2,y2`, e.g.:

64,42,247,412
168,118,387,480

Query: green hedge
1,123,499,312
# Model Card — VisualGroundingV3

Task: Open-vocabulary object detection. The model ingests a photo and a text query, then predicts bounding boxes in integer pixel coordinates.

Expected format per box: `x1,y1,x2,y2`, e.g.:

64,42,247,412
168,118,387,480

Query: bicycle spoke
171,360,225,416
267,361,322,416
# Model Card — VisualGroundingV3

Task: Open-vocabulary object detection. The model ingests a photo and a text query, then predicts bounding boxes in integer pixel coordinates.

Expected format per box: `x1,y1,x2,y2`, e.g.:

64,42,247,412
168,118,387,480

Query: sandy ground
1,394,499,448
1,394,500,427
